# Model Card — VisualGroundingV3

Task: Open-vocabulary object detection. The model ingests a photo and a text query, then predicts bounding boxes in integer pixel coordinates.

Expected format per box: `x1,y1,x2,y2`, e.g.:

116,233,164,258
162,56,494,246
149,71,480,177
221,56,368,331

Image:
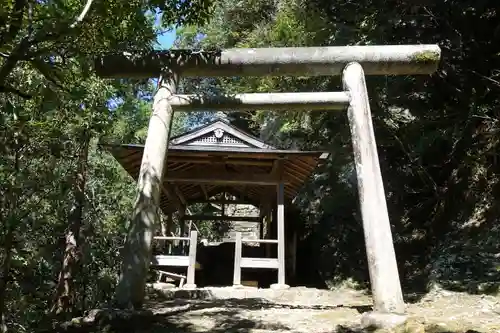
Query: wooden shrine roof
103,120,328,213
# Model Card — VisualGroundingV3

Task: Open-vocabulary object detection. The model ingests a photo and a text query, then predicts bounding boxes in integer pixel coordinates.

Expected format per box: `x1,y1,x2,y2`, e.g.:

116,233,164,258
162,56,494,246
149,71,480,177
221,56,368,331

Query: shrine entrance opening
104,119,327,289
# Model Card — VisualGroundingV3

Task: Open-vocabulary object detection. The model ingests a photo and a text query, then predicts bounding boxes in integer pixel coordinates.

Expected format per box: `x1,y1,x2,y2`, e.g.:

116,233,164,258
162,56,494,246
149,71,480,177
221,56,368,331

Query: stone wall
223,204,260,242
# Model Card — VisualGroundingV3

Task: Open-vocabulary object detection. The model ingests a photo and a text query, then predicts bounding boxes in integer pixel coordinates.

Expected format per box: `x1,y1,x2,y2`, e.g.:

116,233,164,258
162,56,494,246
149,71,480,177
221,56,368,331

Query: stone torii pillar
113,72,178,308
95,45,441,313
343,62,404,313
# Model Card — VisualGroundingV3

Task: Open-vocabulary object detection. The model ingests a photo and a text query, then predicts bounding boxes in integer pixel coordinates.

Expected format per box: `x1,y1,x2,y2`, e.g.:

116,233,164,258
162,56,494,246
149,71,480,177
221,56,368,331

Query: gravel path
143,287,500,333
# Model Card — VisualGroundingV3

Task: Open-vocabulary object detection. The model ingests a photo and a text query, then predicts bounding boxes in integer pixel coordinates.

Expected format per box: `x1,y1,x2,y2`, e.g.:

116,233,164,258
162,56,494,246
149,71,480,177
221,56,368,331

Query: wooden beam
259,217,264,239
165,170,287,185
184,215,261,222
162,184,184,212
171,185,185,205
189,198,250,205
233,232,242,286
178,206,186,238
260,189,274,258
166,213,173,234
152,255,189,267
192,186,259,207
240,257,279,269
155,270,186,279
221,192,226,217
241,238,277,244
185,230,198,288
220,187,260,207
290,231,297,279
271,159,284,179
260,190,274,217
264,209,272,258
200,185,209,200
169,156,273,167
276,183,287,287
343,62,404,313
155,270,186,287
153,236,190,241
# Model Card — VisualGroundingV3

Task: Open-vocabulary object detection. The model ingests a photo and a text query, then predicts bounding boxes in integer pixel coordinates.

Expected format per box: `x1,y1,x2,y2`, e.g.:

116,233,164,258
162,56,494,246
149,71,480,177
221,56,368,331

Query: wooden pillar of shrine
271,183,288,289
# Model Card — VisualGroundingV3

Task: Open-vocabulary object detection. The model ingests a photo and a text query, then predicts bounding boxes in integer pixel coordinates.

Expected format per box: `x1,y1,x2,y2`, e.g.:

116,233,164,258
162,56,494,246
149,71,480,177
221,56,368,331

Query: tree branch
469,69,500,89
0,38,31,86
0,0,94,92
0,84,32,99
1,0,28,47
70,0,95,28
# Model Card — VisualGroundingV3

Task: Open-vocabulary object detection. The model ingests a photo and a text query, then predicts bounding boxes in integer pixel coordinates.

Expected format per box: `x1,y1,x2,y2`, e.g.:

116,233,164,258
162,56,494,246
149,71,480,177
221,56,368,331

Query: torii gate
95,45,441,313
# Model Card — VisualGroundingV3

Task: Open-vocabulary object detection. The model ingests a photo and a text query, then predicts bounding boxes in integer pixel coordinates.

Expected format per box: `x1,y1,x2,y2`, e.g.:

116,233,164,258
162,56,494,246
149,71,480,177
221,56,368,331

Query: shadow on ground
142,297,365,332
139,297,486,333
47,293,494,333
150,297,373,313
149,309,288,333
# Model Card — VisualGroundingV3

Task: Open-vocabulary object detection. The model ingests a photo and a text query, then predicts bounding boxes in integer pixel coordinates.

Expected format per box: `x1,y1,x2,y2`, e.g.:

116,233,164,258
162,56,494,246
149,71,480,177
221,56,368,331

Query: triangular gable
170,120,275,149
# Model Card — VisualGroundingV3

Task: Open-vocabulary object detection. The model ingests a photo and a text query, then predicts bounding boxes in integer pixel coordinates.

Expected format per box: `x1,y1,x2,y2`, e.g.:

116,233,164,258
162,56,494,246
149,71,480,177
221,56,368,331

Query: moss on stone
412,50,441,63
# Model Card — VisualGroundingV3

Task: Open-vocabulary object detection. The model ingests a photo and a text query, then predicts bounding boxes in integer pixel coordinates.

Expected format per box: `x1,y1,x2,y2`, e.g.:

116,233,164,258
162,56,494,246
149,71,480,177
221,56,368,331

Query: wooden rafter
184,215,261,222
200,184,209,200
270,158,284,179
165,170,287,185
162,183,184,212
189,198,249,205
173,185,187,205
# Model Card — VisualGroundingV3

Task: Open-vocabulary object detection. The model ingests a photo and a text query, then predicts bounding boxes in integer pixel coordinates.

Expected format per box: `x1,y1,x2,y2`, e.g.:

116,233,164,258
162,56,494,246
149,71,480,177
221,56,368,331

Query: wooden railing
151,230,198,287
232,232,280,286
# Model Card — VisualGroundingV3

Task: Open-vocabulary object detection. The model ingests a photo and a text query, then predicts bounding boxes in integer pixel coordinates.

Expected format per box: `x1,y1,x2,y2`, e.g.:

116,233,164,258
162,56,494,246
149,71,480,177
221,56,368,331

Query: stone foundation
147,284,370,306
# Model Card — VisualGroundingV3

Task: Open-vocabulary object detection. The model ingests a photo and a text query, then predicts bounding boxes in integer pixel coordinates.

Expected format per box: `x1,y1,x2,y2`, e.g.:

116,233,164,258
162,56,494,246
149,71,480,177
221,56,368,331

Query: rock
398,318,426,333
81,308,154,325
152,282,176,290
270,283,290,290
83,308,103,323
51,308,155,333
360,311,408,330
232,284,245,289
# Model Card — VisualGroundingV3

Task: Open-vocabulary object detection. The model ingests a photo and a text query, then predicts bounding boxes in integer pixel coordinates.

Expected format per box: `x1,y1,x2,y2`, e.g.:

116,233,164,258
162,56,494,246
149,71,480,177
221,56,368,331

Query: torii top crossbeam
94,45,441,78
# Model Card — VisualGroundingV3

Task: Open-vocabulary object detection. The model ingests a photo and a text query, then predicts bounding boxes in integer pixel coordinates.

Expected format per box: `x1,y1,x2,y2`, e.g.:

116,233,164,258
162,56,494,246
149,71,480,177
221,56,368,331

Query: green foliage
0,0,212,330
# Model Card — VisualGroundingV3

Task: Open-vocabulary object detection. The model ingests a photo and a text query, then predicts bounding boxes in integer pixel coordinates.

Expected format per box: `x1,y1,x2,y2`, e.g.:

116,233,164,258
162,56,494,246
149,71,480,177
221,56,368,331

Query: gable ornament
214,128,224,140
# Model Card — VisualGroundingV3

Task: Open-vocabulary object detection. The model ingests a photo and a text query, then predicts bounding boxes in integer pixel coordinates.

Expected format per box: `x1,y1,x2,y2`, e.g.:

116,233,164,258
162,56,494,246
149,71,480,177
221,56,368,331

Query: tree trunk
0,225,15,333
50,130,91,317
0,132,22,333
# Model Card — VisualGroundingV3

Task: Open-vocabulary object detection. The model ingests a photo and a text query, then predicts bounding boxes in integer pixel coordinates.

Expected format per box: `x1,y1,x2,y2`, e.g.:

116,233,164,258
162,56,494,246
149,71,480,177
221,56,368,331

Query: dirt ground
141,286,500,333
